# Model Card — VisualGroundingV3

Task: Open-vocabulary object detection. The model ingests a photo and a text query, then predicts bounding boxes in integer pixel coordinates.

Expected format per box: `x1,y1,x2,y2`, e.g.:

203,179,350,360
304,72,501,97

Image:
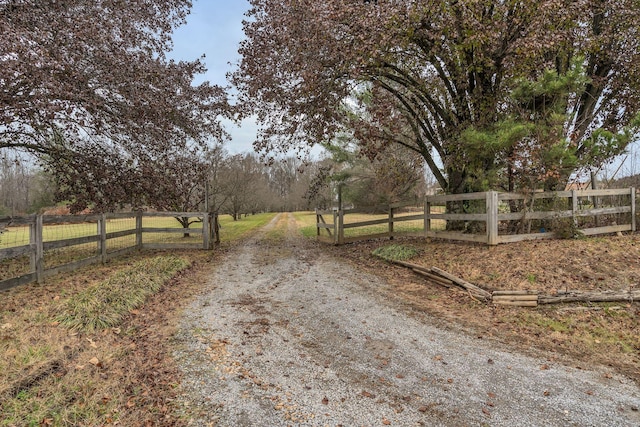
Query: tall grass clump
56,256,190,332
372,244,420,261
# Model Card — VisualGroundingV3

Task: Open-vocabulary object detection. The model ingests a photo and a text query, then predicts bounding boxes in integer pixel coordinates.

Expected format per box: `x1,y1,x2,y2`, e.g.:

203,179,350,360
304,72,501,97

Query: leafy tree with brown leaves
1,0,228,211
233,0,640,193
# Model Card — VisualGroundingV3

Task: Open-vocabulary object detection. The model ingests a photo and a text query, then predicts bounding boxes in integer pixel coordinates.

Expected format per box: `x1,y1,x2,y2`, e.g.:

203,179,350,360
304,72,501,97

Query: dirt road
174,213,640,426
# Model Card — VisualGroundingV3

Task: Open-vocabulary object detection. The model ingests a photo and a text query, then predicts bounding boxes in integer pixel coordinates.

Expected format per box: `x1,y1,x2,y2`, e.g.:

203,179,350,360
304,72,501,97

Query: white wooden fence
0,211,217,291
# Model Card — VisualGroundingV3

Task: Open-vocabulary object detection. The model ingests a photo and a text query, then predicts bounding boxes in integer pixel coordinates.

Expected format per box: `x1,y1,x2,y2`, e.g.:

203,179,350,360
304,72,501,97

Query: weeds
56,256,189,332
372,244,421,261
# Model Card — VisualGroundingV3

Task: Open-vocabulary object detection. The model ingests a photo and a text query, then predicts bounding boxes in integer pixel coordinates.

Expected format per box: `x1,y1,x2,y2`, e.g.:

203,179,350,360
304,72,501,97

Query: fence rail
0,211,217,291
316,188,637,245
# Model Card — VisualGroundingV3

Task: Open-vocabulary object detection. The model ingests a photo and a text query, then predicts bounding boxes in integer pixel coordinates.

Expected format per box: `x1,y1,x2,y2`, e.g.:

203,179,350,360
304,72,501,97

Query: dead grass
334,233,640,383
0,250,214,426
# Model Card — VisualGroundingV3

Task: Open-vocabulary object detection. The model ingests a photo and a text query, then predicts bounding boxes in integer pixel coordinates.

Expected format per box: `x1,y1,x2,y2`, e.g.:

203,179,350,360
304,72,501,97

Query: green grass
292,211,319,238
372,244,421,261
217,213,277,242
56,255,190,332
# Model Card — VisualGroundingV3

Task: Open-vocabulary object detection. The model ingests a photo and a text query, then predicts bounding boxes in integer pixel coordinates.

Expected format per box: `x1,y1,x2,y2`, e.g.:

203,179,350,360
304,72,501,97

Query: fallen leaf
89,357,102,368
1,323,12,330
482,407,491,417
585,390,594,396
322,397,329,405
540,364,549,370
361,391,375,399
87,338,97,348
395,374,405,379
382,418,391,425
487,358,494,364
39,418,53,426
53,295,60,301
447,378,453,384
543,390,550,396
418,406,428,413
487,392,496,399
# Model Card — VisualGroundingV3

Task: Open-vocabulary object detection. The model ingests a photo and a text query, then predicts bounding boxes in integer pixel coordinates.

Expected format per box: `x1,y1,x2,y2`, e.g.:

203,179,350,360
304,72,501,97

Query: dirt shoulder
174,213,640,426
334,234,640,383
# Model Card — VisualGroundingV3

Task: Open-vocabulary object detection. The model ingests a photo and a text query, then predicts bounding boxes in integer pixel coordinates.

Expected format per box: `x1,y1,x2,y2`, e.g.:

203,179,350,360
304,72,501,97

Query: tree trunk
181,216,190,238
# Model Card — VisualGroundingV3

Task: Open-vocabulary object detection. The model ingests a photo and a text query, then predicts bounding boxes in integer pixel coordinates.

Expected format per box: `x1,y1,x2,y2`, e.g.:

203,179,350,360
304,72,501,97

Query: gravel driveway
174,213,640,426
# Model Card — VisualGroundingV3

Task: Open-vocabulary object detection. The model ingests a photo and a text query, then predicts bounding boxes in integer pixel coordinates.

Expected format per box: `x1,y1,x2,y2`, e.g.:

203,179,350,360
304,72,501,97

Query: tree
312,135,425,211
233,0,640,194
0,151,54,215
1,0,228,210
219,153,269,220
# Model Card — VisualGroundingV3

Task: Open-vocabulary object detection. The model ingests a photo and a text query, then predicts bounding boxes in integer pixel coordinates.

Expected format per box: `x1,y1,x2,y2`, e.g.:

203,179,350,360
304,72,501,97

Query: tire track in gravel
174,213,640,426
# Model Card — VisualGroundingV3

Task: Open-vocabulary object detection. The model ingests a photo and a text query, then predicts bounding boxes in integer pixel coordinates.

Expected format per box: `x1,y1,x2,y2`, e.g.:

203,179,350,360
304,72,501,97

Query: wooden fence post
338,210,345,245
136,211,143,249
29,218,36,277
203,213,210,250
98,214,107,263
424,197,431,237
214,213,220,244
389,206,395,240
316,210,320,237
333,210,338,244
486,191,499,245
571,190,578,228
631,187,636,232
34,215,44,283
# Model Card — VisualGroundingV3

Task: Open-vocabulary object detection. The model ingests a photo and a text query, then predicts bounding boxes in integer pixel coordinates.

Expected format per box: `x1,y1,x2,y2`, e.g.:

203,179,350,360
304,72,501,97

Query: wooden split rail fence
0,211,217,291
316,188,636,245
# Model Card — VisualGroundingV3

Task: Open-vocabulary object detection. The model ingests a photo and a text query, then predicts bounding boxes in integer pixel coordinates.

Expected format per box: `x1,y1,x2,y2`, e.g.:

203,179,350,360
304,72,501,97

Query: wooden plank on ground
493,300,538,307
430,267,491,300
539,290,640,304
493,295,539,301
411,269,452,288
493,290,539,296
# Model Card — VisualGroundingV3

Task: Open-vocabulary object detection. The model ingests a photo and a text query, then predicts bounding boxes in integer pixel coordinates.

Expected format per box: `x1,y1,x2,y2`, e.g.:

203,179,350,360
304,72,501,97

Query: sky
168,0,257,154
